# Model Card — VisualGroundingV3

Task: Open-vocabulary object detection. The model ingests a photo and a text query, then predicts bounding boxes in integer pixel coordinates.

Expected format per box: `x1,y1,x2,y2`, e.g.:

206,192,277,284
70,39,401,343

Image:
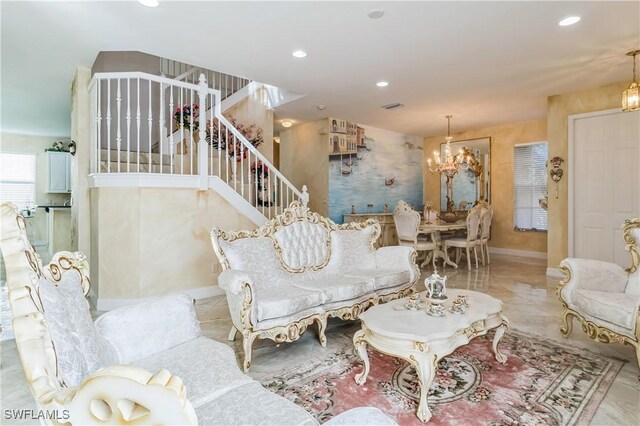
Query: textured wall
279,121,329,215
424,119,548,254
90,187,256,302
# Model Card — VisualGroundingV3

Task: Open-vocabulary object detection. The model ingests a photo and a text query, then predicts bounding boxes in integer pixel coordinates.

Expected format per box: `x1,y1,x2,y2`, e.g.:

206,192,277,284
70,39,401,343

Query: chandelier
622,50,640,112
427,115,473,178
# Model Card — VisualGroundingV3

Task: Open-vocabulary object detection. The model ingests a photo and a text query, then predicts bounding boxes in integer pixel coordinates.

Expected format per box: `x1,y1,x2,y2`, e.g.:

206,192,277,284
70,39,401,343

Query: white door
572,109,640,267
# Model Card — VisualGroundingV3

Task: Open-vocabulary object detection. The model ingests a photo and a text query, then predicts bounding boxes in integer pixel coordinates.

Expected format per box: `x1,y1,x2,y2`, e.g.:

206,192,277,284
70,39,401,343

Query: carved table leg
492,317,509,364
353,330,370,385
412,354,437,423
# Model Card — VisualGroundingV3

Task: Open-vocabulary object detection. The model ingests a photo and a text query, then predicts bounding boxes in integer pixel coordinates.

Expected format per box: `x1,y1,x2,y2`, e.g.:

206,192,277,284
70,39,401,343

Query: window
0,153,36,210
514,143,548,231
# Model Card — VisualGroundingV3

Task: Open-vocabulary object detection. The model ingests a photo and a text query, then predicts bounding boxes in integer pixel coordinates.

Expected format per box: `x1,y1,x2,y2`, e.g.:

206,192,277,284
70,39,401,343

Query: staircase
89,71,307,225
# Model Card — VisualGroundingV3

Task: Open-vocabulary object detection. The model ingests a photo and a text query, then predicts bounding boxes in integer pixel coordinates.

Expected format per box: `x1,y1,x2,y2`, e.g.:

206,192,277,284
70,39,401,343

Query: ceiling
1,1,639,138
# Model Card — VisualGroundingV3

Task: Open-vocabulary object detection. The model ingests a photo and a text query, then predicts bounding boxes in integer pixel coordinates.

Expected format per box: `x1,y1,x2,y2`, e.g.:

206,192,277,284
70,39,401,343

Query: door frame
567,107,627,258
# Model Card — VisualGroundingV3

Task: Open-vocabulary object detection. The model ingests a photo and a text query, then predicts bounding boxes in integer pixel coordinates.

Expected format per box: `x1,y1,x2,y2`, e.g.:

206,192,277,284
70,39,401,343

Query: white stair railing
89,72,308,218
160,58,251,100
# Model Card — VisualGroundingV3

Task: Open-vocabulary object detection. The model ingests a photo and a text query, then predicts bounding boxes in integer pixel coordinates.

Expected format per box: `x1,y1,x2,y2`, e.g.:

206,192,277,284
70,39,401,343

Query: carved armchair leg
560,308,575,337
228,326,238,342
242,332,257,373
316,314,328,347
633,342,640,381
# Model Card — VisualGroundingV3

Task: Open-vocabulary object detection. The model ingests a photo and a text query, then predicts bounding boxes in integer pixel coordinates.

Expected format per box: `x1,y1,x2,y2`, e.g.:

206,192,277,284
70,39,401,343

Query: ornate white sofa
558,218,640,379
211,202,419,372
0,203,395,425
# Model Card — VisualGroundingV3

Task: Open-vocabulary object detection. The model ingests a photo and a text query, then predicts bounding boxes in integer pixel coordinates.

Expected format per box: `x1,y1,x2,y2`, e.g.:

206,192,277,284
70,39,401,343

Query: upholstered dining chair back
465,208,482,243
393,210,421,244
479,207,494,240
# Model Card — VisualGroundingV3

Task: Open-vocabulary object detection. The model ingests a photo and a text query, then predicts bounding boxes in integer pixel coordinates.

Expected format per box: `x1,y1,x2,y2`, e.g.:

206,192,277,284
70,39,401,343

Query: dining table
418,219,466,269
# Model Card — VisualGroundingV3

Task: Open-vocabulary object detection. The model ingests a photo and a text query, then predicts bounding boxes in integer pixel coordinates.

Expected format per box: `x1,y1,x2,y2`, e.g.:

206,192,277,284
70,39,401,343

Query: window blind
514,143,548,231
0,153,36,210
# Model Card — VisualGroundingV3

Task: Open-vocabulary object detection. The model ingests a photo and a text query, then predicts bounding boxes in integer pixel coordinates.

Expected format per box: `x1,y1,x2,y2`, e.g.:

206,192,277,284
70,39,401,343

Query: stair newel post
198,73,208,190
301,185,309,207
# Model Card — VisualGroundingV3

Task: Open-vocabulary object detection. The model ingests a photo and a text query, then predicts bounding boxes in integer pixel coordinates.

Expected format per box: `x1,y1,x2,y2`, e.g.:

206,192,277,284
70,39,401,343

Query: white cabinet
46,152,71,193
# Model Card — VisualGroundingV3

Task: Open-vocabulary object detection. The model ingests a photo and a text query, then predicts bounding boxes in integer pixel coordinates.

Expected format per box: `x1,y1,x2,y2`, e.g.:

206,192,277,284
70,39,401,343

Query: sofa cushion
254,284,326,321
573,289,639,330
133,336,253,407
195,382,317,426
273,221,330,271
218,237,292,286
96,293,201,364
292,276,374,303
326,228,377,273
38,272,117,387
344,269,411,291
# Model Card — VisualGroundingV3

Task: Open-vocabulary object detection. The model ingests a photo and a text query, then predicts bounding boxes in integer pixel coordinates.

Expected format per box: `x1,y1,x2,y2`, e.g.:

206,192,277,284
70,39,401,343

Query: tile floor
1,255,639,425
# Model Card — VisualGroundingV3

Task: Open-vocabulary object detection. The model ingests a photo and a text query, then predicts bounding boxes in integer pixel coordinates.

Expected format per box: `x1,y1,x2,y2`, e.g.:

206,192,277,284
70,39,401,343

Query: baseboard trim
546,267,564,278
96,285,225,311
488,247,547,260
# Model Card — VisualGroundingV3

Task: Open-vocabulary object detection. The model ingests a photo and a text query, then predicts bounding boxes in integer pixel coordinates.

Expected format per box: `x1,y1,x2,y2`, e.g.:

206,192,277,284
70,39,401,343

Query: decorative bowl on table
438,212,460,223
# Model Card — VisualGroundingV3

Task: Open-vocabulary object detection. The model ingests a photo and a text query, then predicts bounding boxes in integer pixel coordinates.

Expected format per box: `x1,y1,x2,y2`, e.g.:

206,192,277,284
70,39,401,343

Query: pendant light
622,50,640,112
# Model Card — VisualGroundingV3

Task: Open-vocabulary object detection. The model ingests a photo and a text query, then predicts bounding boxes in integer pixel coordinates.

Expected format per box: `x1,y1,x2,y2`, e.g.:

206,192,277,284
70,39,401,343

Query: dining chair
393,209,437,270
477,206,494,266
443,207,481,270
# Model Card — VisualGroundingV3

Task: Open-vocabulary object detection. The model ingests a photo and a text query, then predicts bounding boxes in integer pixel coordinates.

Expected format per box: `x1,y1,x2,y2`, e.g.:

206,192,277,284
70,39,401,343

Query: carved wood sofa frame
211,202,419,372
557,218,640,379
0,203,197,424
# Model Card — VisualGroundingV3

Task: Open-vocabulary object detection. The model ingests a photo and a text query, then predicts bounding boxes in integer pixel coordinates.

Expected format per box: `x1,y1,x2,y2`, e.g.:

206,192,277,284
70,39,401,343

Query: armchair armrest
218,269,255,295
374,246,419,285
62,365,197,425
218,270,256,330
95,293,201,364
558,258,629,305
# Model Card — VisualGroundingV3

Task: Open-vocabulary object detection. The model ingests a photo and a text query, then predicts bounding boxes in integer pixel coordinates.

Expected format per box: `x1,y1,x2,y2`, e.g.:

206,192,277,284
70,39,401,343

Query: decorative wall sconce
549,156,564,199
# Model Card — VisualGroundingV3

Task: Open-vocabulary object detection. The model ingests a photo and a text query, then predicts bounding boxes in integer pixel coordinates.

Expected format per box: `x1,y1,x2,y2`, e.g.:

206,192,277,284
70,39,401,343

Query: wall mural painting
328,121,423,224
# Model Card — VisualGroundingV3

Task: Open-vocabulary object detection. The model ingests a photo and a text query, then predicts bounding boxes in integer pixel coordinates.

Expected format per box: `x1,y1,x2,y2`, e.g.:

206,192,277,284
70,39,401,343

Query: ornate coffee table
353,289,509,423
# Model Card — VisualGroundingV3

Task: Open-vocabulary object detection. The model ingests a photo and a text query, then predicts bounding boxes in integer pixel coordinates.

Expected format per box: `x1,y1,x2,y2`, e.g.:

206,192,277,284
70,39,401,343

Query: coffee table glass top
359,289,502,341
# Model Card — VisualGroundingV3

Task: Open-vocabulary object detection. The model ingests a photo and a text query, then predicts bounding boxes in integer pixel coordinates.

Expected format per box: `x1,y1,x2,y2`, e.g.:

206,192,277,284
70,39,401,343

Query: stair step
100,149,172,165
99,161,173,174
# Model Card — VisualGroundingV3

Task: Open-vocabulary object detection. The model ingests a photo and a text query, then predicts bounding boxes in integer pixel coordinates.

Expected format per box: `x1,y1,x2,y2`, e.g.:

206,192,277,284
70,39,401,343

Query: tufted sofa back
211,202,380,280
273,221,331,271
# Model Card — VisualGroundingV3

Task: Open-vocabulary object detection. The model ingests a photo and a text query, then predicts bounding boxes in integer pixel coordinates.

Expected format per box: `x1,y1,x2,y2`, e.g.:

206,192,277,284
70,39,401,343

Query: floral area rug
261,329,623,425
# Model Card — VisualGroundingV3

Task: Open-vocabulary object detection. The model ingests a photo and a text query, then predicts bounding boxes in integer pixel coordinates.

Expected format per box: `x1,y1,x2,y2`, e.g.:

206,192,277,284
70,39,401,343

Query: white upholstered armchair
558,218,640,379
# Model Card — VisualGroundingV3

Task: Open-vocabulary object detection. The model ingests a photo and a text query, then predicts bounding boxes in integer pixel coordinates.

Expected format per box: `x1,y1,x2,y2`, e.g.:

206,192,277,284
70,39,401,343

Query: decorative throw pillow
327,227,377,273
38,272,117,387
95,293,201,364
219,237,292,286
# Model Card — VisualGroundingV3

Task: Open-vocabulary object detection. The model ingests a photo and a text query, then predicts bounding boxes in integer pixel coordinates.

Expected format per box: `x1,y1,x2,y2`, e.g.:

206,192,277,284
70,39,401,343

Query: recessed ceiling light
138,0,159,7
558,16,580,26
281,120,293,128
368,9,384,19
292,50,307,58
317,105,326,110
376,81,389,87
